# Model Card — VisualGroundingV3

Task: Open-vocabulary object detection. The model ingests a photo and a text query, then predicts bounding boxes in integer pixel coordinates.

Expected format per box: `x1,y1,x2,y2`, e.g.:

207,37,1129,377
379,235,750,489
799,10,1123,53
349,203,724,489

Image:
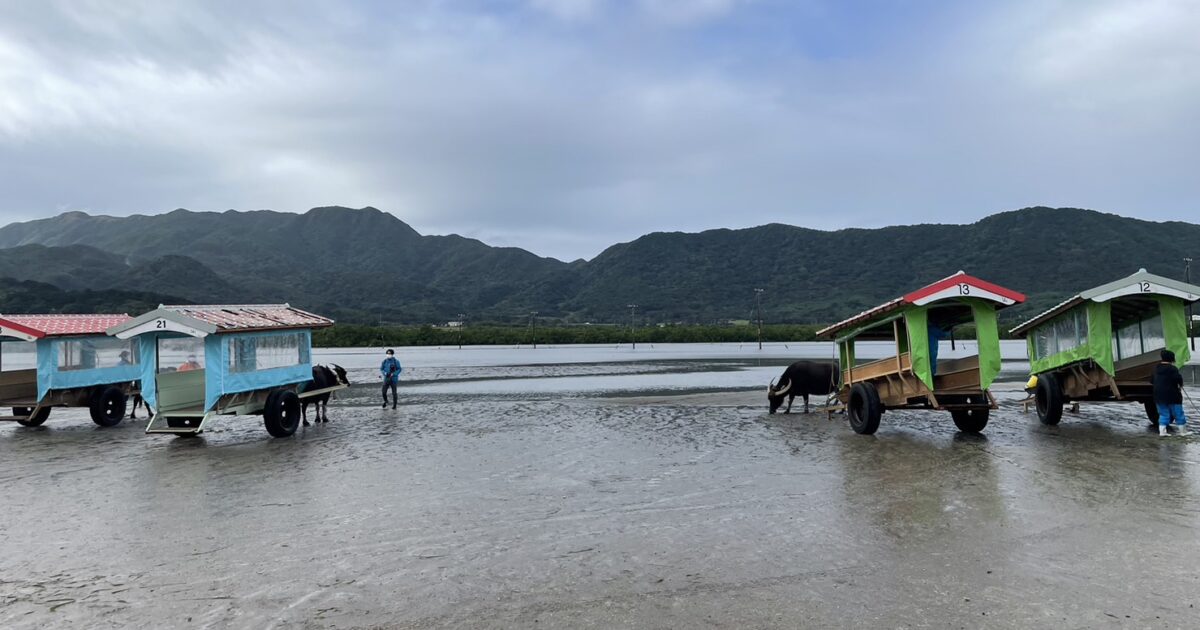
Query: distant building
445,321,464,328
727,319,751,327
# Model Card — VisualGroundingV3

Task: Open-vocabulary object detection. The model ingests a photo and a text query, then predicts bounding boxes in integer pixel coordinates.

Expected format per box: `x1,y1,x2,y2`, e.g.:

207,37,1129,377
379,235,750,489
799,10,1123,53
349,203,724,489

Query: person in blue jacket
380,349,402,409
1152,349,1189,437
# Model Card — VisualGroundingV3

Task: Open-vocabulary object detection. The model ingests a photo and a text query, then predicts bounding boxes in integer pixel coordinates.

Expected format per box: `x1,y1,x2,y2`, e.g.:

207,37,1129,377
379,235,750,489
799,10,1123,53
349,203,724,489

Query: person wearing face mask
380,349,402,410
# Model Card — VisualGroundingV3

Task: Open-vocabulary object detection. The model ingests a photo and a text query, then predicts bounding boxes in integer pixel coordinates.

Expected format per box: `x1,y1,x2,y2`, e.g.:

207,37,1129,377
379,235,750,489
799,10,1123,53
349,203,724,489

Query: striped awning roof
160,304,333,331
1009,269,1200,336
0,314,131,340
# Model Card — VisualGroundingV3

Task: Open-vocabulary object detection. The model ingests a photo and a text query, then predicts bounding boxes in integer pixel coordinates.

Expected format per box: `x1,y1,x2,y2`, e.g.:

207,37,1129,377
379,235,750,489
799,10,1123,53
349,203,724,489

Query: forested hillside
1,206,1195,326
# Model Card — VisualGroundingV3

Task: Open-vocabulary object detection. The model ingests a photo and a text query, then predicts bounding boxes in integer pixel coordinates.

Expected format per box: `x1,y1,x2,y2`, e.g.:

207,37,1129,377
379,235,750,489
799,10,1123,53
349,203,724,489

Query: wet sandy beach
3,349,1200,628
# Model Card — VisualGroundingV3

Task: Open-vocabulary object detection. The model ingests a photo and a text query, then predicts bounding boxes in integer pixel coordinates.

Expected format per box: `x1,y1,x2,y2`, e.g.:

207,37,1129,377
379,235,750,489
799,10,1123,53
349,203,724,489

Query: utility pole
754,288,764,350
457,313,465,350
1186,258,1194,351
529,311,539,349
627,304,638,350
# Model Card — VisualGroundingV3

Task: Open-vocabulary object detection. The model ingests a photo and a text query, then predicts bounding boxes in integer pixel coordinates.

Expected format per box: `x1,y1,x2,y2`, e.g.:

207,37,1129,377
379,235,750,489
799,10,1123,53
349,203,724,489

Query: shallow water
2,344,1199,628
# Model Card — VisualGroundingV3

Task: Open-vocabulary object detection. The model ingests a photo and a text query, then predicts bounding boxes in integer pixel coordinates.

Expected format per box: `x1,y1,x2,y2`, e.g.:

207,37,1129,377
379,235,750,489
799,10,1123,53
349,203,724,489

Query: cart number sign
958,283,970,295
155,319,168,329
1139,282,1152,292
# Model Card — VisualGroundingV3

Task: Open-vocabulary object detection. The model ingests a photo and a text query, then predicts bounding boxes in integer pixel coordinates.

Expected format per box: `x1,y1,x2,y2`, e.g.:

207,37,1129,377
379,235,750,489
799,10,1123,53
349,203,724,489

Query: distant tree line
312,323,825,348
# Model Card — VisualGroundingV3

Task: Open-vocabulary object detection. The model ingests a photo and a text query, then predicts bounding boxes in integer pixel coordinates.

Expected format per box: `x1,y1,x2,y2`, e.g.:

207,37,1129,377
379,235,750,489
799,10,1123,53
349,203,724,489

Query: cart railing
844,352,912,386
1114,349,1162,374
932,355,982,391
0,368,38,403
156,369,207,413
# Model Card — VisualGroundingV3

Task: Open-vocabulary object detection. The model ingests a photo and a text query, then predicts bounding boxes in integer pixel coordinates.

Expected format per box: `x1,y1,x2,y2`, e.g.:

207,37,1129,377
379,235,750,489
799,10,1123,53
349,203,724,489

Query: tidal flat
2,344,1199,628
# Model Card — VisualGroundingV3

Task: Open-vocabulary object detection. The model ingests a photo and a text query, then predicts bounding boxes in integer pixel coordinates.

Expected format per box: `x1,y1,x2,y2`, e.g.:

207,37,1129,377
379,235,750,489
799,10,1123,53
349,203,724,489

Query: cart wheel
1034,373,1063,425
13,406,51,427
1144,401,1160,425
263,390,301,438
848,382,882,435
89,387,127,427
951,396,990,433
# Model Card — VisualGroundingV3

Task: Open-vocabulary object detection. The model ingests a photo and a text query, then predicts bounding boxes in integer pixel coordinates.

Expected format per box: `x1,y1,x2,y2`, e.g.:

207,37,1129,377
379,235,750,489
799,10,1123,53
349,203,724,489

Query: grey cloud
0,1,1198,261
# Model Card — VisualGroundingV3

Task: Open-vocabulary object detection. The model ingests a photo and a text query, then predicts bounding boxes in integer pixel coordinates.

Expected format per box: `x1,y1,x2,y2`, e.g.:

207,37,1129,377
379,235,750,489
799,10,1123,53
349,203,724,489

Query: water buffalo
302,364,350,425
767,360,839,414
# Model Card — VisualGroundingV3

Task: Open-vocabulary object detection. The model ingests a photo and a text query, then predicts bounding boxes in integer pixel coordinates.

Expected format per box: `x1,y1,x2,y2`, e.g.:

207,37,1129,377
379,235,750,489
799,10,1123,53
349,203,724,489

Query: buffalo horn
774,380,792,396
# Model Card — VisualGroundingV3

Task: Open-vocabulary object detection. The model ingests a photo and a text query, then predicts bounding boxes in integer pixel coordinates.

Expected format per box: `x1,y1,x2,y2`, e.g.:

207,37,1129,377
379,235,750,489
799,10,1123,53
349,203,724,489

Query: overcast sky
1,1,1197,261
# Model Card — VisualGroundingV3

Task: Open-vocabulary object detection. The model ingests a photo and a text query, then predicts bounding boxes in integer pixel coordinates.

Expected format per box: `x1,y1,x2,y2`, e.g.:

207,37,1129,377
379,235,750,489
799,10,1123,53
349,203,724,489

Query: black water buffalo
302,364,350,425
767,360,839,414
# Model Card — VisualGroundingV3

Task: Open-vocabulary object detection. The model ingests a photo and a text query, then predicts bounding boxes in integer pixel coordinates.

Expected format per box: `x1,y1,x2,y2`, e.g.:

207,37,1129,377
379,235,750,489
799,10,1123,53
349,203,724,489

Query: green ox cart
107,304,342,438
1010,269,1200,426
816,272,1026,435
0,314,141,428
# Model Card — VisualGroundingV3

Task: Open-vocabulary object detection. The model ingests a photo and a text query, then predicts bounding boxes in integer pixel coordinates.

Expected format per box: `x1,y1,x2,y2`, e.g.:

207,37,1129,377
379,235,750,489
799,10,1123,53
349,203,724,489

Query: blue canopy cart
0,314,141,428
107,304,342,438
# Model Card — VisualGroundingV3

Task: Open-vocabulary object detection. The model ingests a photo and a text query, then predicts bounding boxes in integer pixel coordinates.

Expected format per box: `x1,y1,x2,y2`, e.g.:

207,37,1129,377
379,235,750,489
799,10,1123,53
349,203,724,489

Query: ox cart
816,272,1026,434
0,314,141,428
107,304,344,438
1010,269,1200,426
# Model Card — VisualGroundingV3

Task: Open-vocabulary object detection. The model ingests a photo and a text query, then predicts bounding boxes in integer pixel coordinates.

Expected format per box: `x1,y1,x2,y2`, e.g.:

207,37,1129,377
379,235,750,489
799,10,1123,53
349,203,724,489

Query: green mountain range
0,206,1196,325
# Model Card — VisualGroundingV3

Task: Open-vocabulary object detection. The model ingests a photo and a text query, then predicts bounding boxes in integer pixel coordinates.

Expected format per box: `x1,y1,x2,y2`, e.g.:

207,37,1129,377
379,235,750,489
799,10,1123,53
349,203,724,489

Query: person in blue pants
381,349,402,409
1152,349,1189,437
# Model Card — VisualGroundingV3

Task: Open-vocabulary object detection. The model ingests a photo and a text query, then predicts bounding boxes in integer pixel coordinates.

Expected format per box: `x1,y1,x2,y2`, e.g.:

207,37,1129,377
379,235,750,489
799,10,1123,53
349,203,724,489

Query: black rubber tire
89,387,127,427
848,382,883,435
951,396,990,433
13,406,51,427
1144,401,1160,425
263,390,301,438
1035,373,1064,425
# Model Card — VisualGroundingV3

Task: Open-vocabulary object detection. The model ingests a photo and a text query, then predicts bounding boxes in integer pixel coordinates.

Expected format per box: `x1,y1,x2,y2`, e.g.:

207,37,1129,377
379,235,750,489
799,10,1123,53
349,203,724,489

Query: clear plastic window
227,333,303,373
1141,314,1165,354
1112,309,1165,361
1053,316,1077,355
158,338,205,373
57,337,139,371
0,341,38,372
1116,321,1143,361
1033,326,1052,360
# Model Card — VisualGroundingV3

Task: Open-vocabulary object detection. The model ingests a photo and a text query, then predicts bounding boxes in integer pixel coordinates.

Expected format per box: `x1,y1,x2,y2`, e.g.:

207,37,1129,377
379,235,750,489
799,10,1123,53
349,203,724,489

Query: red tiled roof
162,305,333,332
0,314,131,338
816,272,1025,339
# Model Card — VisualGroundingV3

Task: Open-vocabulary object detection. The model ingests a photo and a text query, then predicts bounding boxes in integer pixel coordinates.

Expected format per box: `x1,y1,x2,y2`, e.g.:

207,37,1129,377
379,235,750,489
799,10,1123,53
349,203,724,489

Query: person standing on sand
380,349,402,410
1152,349,1189,437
